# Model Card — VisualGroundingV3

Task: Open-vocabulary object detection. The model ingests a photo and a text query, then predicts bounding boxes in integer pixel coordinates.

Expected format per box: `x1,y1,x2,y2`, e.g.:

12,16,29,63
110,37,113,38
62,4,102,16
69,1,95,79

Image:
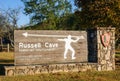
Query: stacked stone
97,27,115,71
5,63,98,76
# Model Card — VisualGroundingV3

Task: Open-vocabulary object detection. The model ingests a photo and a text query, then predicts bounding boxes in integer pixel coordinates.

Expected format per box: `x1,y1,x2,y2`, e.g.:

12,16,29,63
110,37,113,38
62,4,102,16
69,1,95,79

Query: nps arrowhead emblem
101,32,110,47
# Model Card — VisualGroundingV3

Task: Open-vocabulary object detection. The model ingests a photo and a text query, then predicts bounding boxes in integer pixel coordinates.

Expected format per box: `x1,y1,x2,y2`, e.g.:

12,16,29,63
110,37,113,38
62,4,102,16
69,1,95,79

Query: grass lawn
115,50,120,57
0,52,120,81
0,71,120,81
0,52,14,64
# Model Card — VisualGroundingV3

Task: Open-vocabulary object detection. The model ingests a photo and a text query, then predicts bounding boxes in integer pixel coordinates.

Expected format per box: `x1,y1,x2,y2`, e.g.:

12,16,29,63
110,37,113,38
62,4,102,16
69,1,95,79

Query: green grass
116,54,120,58
0,52,13,59
0,71,120,81
115,51,120,59
0,52,120,81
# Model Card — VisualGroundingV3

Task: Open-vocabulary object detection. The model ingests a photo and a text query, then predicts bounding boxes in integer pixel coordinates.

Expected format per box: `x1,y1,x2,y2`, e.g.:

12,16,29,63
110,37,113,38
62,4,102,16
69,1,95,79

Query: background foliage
74,0,120,47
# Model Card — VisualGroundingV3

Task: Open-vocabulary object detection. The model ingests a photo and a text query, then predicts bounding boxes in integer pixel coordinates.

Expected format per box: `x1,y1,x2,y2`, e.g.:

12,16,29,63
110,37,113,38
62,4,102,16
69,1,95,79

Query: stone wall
5,63,98,76
5,27,115,76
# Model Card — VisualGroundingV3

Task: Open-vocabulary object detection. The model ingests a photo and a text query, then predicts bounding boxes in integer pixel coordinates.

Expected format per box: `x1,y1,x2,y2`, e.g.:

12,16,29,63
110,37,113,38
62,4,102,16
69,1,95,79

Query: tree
75,0,120,27
75,0,120,48
21,0,72,29
0,8,20,47
5,8,20,47
57,13,81,30
0,13,6,48
6,8,20,28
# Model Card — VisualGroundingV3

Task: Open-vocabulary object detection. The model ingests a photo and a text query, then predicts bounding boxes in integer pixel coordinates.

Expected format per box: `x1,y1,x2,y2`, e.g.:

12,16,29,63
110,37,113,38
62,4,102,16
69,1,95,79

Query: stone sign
14,30,88,65
5,28,115,76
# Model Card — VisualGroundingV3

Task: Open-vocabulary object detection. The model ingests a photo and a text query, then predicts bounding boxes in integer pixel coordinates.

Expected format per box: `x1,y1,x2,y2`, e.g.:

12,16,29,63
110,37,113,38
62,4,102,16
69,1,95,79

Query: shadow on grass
0,59,14,63
0,60,14,75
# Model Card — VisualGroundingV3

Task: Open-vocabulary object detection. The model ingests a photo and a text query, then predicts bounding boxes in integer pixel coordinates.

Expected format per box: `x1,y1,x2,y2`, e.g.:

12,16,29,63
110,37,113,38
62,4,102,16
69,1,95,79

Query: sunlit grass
0,52,14,64
115,51,120,59
0,71,120,81
0,52,13,59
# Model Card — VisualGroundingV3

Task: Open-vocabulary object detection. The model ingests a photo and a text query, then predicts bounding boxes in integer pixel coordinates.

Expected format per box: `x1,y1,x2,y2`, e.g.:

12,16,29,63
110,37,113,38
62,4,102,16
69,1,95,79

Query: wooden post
7,44,10,52
0,37,2,52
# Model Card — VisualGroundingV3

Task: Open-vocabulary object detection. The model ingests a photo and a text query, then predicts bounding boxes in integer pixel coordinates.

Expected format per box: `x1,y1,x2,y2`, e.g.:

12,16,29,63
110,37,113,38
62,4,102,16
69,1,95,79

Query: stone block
107,67,113,71
15,66,27,69
97,65,101,71
7,70,14,76
5,66,15,70
28,70,34,75
101,60,106,64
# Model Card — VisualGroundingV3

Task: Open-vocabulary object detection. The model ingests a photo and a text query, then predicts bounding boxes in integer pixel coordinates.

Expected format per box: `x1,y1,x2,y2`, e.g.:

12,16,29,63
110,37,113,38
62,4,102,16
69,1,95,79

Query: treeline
0,8,20,48
0,0,120,48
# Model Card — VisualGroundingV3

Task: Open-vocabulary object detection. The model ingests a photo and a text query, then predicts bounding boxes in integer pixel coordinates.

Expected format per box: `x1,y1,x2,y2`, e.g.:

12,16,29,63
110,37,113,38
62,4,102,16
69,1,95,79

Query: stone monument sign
14,30,88,65
5,27,115,76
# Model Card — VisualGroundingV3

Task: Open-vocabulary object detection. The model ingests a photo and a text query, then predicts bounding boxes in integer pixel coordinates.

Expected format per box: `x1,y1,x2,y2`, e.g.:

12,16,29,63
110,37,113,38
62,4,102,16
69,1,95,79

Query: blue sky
0,0,30,27
0,0,76,27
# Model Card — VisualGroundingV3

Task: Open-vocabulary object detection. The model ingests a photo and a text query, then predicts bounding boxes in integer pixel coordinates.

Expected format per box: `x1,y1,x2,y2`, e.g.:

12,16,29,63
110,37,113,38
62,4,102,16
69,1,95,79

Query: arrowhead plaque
101,32,110,47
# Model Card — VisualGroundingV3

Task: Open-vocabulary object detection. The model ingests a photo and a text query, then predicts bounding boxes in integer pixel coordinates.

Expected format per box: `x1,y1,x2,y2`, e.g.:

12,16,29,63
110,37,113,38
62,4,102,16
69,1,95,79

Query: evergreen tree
21,0,72,29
